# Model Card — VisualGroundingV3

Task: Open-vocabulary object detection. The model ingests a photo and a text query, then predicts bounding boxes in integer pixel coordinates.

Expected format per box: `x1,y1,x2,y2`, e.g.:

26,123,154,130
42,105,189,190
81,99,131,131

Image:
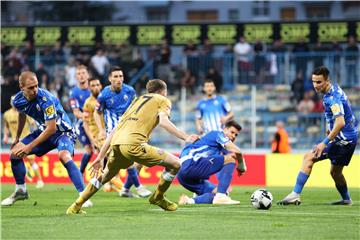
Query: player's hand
185,134,200,143
10,138,19,150
89,157,103,178
220,116,227,125
312,142,326,159
12,144,32,158
99,130,106,141
235,154,247,176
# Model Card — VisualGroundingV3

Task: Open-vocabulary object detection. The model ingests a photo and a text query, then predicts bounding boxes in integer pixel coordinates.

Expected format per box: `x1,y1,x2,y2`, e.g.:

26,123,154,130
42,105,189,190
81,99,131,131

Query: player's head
203,79,216,97
223,120,242,142
19,71,38,100
76,65,90,85
312,66,330,94
108,66,124,92
88,78,102,97
276,121,284,129
146,79,167,96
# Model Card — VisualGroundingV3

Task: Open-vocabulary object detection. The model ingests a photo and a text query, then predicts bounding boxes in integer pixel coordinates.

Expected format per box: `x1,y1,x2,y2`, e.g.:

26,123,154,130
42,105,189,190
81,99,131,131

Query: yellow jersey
3,108,34,140
83,95,105,138
111,93,171,145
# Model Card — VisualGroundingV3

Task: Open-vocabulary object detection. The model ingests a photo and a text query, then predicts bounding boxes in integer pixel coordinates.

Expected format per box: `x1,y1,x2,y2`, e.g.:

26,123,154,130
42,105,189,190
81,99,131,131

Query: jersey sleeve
221,97,232,113
215,131,230,147
328,96,344,118
95,91,105,113
158,97,172,117
69,89,80,110
40,97,57,121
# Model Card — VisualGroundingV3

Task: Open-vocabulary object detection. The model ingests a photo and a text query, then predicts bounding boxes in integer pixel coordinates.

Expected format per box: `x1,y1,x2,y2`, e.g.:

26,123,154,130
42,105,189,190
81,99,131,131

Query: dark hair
225,120,242,131
109,66,122,76
204,78,215,85
146,79,167,93
88,78,101,84
312,66,330,79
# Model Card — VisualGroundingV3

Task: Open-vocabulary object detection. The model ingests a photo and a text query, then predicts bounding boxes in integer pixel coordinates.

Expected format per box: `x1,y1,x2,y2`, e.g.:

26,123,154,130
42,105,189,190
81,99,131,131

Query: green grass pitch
1,184,359,240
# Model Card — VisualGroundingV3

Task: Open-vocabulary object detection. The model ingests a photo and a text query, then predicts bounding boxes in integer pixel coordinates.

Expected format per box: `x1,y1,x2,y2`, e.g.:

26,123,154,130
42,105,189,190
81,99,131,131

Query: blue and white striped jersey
69,86,90,112
323,85,358,142
95,84,136,134
180,131,230,162
12,88,73,132
196,95,232,132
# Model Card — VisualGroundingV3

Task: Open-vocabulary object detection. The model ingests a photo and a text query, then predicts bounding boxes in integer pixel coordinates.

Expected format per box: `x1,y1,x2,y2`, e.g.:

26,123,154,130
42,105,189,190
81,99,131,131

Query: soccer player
277,66,358,206
1,71,92,207
82,77,123,192
3,96,44,189
69,65,92,174
195,79,234,134
178,120,246,205
66,79,199,214
94,66,151,198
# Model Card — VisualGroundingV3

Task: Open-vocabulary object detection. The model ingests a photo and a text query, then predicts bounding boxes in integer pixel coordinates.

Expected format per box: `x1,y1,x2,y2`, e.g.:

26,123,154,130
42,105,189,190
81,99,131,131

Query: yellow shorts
108,144,168,170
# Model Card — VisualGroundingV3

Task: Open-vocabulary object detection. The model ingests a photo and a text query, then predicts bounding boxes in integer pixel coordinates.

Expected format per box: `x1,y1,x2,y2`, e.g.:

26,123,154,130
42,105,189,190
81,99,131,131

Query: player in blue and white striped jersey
278,66,358,206
195,79,234,134
1,71,91,207
94,66,151,198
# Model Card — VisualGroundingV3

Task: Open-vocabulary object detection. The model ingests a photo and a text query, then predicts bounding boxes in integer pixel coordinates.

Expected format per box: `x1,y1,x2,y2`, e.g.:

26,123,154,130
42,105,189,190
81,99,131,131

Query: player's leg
78,124,93,174
27,155,44,189
120,163,151,198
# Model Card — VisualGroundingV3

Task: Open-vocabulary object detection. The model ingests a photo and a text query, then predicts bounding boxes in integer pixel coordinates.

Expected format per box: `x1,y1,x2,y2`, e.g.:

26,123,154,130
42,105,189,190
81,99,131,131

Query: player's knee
171,161,181,172
58,150,72,163
303,152,314,164
224,155,236,164
330,169,342,179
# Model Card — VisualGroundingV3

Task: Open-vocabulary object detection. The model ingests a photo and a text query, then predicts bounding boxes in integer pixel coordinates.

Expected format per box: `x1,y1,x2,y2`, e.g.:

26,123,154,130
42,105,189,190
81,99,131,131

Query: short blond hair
146,79,167,93
19,71,37,86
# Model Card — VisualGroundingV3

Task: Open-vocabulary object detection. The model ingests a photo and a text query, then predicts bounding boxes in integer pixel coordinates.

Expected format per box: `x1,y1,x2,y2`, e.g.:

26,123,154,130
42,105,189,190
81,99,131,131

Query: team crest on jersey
124,95,128,101
214,100,219,106
45,105,55,116
36,104,41,111
331,104,341,115
42,96,47,102
110,98,114,104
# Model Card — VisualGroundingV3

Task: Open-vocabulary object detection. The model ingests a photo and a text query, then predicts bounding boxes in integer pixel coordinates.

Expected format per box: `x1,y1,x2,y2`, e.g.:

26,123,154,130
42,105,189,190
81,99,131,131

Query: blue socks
335,184,351,200
217,163,235,194
80,153,92,173
293,171,309,194
194,193,215,204
124,167,140,189
10,156,26,184
64,160,85,192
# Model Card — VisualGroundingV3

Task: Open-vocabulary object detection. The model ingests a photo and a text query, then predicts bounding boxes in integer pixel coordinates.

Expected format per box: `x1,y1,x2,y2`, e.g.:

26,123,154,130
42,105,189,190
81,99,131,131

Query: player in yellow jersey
82,78,123,192
3,96,45,189
67,79,199,214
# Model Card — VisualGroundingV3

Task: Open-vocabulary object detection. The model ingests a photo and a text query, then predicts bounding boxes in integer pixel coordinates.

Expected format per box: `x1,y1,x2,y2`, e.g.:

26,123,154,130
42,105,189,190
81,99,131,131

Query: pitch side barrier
1,152,359,188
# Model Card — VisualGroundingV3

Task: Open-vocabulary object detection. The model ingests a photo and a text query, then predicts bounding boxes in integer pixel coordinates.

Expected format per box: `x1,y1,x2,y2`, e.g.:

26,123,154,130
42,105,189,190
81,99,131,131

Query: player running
278,66,358,206
69,65,93,174
178,120,246,205
94,66,151,198
1,71,92,207
66,79,199,214
3,96,44,189
82,77,123,192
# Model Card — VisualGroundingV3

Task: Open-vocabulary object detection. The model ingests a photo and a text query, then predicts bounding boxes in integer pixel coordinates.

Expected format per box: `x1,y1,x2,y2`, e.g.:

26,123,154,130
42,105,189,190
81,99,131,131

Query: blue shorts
177,155,224,195
317,140,357,166
75,121,91,146
21,129,76,157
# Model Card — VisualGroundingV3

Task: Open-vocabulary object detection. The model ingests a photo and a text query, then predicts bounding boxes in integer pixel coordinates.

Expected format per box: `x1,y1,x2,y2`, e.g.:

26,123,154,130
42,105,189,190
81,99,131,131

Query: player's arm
94,110,106,138
220,100,234,124
11,112,27,149
195,118,204,134
224,141,246,175
159,113,199,143
12,119,56,158
2,118,10,144
72,107,83,119
221,111,234,125
83,111,97,151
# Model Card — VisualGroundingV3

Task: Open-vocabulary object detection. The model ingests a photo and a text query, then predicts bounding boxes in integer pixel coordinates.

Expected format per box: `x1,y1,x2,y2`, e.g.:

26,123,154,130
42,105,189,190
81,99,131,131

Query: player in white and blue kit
1,71,91,207
178,120,247,205
69,65,92,174
278,66,358,206
94,66,151,198
195,79,234,134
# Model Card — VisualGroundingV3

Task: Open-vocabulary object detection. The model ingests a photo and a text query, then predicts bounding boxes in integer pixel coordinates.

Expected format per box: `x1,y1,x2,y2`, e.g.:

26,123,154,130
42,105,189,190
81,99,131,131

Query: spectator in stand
233,37,252,84
297,90,315,114
120,41,134,77
35,62,50,89
293,38,309,78
158,38,171,82
312,93,324,113
1,76,20,113
201,38,214,74
183,40,199,78
64,57,77,88
22,41,36,70
291,72,305,104
313,41,329,68
205,67,223,93
271,121,291,153
345,36,359,87
253,39,266,84
271,39,287,84
90,48,110,84
330,40,342,83
52,41,65,65
180,69,197,95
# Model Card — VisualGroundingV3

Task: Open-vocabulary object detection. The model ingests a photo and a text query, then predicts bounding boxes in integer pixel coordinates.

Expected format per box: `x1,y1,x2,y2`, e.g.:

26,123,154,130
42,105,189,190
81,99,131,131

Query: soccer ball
250,189,273,210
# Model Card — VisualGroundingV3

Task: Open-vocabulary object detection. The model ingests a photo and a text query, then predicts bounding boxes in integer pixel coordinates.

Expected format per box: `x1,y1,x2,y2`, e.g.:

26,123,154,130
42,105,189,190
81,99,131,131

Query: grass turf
1,184,359,240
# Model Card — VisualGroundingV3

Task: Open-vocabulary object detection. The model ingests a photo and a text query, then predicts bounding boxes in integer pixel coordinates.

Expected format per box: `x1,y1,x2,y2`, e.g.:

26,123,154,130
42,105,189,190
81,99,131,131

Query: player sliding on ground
178,120,246,205
278,66,358,206
66,79,199,214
